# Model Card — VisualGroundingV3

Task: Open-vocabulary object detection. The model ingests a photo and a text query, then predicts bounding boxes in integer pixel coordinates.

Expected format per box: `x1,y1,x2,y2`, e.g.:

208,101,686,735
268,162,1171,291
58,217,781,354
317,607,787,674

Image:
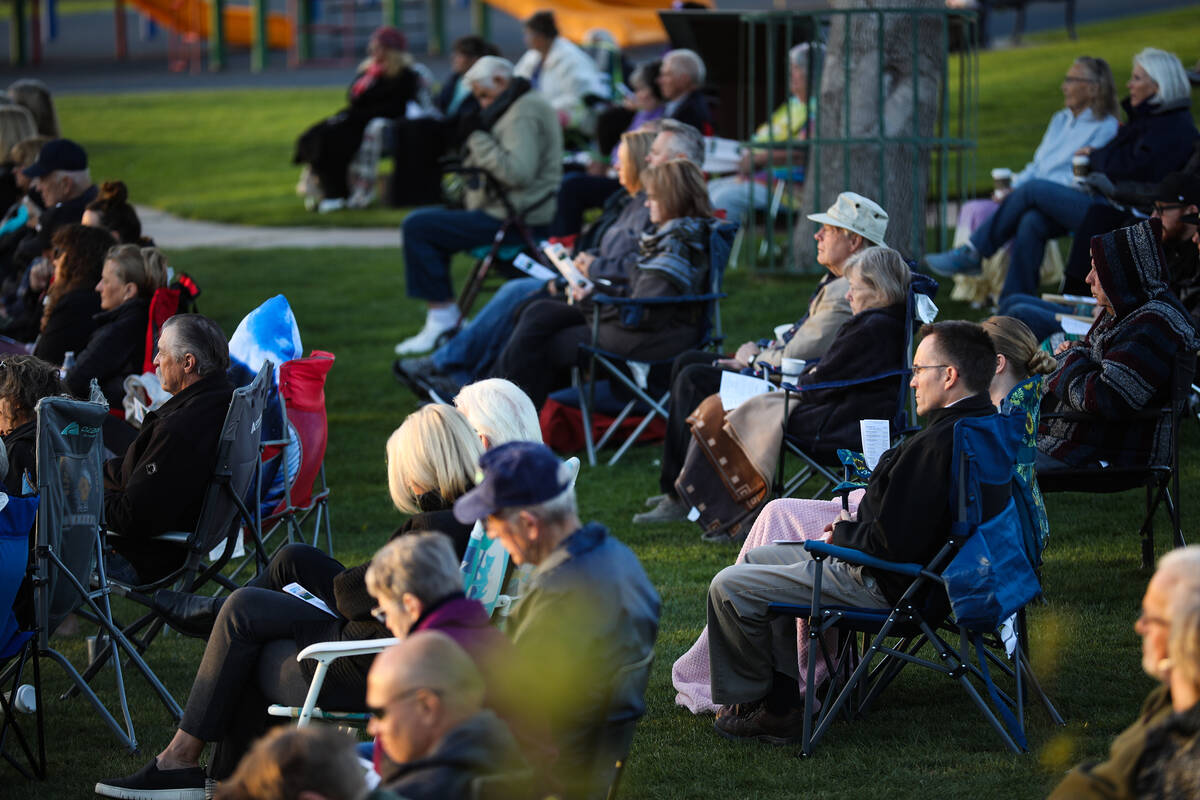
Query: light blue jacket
1013,107,1119,188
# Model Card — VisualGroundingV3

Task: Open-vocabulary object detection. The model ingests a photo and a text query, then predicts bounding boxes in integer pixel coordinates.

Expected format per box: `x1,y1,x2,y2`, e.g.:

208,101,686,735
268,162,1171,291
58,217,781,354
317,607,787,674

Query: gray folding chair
32,386,180,752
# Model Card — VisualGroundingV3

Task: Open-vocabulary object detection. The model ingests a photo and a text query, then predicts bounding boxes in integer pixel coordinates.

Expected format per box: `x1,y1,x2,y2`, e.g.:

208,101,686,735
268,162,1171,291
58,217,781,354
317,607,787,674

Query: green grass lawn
54,7,1200,227
14,248,1193,797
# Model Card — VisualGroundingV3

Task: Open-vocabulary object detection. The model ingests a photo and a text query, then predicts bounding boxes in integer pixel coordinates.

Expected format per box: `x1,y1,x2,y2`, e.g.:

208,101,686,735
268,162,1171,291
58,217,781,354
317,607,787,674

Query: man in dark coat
103,313,234,584
370,632,526,800
658,49,713,135
9,139,97,279
706,320,998,744
454,441,661,796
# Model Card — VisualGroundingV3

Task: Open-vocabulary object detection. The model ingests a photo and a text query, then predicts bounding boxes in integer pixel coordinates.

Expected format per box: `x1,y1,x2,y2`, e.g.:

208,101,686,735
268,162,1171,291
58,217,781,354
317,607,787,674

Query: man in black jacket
707,320,998,743
370,631,525,799
9,139,97,278
658,49,713,135
104,313,234,584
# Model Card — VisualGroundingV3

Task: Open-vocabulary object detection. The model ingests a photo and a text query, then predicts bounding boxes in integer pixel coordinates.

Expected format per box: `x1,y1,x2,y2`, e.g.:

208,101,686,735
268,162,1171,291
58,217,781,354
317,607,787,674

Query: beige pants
706,542,889,705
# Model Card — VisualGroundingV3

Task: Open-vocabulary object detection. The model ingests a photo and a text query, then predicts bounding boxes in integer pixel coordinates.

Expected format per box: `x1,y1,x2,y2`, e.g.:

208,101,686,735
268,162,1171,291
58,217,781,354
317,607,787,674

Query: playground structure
6,0,698,70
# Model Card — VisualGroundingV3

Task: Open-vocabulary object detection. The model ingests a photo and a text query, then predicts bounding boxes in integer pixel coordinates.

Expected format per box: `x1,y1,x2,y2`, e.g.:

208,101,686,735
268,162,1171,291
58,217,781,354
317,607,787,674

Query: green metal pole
208,0,226,71
471,0,490,41
11,0,27,66
251,0,267,72
296,0,311,62
383,0,399,27
427,0,445,55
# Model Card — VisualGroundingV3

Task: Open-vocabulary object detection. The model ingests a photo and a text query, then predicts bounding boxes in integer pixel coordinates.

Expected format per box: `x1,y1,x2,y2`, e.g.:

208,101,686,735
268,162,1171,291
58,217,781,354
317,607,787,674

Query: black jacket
383,711,526,800
1091,97,1199,183
103,373,234,540
668,90,713,135
2,419,36,495
787,301,907,454
67,297,149,406
13,184,98,273
832,393,997,603
33,286,101,366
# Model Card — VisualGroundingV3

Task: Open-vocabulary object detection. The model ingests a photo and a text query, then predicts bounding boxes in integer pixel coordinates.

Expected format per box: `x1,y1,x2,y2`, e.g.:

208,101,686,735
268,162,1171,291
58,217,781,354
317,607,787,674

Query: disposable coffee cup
1072,155,1090,184
3,684,36,714
781,358,807,380
991,168,1012,193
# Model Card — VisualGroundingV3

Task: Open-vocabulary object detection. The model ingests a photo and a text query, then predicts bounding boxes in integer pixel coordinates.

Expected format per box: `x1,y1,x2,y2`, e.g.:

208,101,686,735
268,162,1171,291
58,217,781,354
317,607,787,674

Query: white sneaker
394,317,459,356
317,197,347,214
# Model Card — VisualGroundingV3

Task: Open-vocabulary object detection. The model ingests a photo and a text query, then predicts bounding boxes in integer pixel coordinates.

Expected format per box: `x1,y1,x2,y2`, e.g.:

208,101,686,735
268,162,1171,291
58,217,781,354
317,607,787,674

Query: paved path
137,205,400,249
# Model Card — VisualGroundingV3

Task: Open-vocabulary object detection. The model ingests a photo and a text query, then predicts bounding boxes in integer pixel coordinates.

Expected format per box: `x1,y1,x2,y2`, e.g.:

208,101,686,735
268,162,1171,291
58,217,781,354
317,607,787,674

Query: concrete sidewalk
138,205,400,249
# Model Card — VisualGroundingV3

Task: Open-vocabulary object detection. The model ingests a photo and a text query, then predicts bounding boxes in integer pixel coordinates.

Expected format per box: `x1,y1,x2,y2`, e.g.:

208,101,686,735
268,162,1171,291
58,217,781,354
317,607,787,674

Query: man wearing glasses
706,321,998,744
1050,546,1200,798
367,631,525,798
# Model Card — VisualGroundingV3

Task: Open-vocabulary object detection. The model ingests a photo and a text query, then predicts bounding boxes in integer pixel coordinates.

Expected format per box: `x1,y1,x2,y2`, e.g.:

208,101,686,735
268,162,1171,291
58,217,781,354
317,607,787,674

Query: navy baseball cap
1153,172,1200,206
453,441,573,523
23,138,88,178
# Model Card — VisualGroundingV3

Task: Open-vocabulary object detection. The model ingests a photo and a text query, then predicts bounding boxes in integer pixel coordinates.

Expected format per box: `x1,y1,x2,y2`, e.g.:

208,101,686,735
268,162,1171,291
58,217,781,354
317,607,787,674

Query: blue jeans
707,177,769,225
997,294,1069,343
969,179,1101,299
402,207,523,303
432,276,550,380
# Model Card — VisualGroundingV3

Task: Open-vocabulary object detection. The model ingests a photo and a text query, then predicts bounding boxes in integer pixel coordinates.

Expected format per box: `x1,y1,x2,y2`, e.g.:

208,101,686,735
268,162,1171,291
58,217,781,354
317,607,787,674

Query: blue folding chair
768,414,1064,755
0,493,43,778
773,271,938,499
574,218,738,466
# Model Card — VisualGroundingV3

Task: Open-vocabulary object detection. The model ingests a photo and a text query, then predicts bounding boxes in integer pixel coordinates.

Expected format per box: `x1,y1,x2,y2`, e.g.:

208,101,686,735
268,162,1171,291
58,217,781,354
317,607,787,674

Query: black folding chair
768,414,1063,756
29,388,180,752
575,219,738,466
79,363,273,714
1038,351,1193,568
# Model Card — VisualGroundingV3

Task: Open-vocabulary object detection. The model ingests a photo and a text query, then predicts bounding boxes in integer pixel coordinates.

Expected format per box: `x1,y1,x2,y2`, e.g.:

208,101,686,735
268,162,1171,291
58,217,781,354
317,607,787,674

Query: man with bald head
367,631,525,798
1050,546,1200,798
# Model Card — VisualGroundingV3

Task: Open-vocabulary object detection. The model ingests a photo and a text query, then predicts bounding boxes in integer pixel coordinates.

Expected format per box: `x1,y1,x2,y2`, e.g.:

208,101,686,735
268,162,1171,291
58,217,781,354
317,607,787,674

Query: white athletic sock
428,305,461,330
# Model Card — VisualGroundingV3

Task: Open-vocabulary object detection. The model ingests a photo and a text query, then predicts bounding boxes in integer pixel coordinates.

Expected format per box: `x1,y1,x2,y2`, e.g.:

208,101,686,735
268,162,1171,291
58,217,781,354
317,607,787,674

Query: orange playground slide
484,0,711,49
126,0,294,49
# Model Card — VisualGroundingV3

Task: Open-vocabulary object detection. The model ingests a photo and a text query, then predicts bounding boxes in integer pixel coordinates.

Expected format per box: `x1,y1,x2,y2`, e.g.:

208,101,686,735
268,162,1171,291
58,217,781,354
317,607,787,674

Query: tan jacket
755,274,852,367
464,89,563,227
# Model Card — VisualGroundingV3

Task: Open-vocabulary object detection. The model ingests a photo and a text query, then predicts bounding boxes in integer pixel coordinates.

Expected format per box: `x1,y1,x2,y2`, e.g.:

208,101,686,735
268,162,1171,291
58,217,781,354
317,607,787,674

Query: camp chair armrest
779,367,910,394
296,637,400,665
107,529,191,545
802,540,922,577
591,292,726,307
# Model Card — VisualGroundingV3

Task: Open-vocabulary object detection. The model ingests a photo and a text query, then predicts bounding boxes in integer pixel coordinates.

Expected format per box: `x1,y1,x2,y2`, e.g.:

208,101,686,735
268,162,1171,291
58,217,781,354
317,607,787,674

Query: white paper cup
781,358,807,380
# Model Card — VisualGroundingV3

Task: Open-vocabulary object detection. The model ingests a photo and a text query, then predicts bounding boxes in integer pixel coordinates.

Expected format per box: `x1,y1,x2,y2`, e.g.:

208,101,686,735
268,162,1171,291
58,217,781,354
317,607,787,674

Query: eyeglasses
1152,203,1187,215
368,687,442,721
910,363,949,375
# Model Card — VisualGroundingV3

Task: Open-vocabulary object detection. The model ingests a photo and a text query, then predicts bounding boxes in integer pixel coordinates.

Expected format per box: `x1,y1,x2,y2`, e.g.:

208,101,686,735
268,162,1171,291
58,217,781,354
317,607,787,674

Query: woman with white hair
925,47,1198,302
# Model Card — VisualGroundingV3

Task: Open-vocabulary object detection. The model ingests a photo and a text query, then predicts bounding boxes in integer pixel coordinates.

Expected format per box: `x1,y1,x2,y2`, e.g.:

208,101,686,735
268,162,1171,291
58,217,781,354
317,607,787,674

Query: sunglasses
368,687,442,720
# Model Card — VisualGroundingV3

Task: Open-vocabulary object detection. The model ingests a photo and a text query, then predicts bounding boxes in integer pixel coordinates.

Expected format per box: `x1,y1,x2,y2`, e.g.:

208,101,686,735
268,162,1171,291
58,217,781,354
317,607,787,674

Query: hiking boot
923,243,982,277
632,495,688,524
713,704,805,745
94,757,212,799
643,493,668,508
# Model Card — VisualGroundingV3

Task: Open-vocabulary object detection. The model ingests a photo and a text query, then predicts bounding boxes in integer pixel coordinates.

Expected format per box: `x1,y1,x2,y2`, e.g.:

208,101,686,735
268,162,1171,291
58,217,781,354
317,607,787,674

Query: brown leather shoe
713,704,804,745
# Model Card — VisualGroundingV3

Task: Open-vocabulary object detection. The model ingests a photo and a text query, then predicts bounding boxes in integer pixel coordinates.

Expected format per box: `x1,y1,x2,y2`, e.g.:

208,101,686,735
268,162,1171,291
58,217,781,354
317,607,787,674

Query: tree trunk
798,0,945,261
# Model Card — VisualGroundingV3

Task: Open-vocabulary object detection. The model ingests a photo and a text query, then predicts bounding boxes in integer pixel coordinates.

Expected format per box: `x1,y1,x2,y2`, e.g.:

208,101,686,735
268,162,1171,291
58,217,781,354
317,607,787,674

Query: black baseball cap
1152,172,1200,206
453,441,573,523
23,138,88,178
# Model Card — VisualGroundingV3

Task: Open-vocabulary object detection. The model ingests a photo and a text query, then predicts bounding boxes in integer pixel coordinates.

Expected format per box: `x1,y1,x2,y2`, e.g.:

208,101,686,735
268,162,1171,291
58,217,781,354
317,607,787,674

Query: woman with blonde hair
293,25,420,211
494,157,726,408
65,244,168,405
105,405,486,795
0,106,35,214
397,128,661,399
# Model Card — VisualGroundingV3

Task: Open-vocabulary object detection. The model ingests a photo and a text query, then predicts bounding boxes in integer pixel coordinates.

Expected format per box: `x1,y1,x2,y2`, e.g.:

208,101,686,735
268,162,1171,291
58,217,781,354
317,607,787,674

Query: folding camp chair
230,352,335,585
30,389,181,752
1038,351,1193,568
767,414,1063,756
83,363,274,711
773,272,937,499
443,162,557,322
574,219,738,467
0,493,43,778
